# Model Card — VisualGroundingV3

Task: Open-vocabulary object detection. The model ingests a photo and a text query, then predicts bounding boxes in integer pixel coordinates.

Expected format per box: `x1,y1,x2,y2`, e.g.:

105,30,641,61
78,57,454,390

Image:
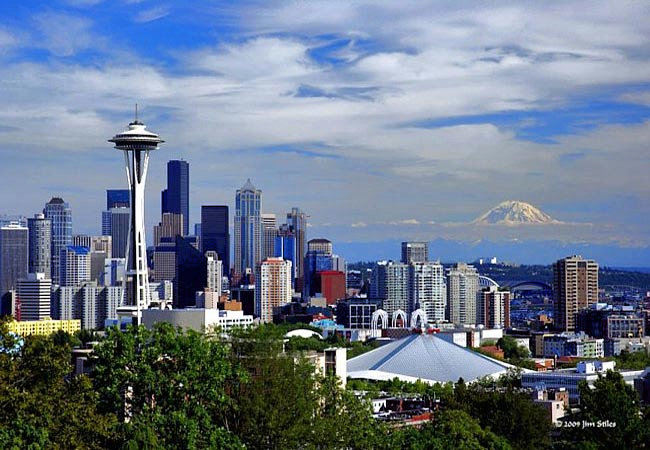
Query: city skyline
0,2,648,264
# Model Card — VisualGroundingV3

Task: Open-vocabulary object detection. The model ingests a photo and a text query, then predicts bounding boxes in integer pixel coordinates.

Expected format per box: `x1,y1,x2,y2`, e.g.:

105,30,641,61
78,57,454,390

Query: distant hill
347,261,650,290
473,200,558,225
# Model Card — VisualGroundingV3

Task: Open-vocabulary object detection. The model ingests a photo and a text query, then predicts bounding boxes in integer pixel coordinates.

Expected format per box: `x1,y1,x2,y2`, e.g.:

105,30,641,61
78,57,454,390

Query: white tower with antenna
109,106,164,321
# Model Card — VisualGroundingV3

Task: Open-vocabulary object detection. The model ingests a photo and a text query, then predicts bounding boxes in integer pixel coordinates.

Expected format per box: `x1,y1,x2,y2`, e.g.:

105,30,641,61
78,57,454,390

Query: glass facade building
200,206,229,276
162,160,190,236
43,197,72,285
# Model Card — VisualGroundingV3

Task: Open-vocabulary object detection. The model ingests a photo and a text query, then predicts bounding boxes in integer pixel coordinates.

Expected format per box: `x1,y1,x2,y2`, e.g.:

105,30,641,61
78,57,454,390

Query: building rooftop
348,333,513,384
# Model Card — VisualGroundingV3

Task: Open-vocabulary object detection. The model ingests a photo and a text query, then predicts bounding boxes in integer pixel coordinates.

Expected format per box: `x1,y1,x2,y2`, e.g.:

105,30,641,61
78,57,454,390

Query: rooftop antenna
135,103,138,122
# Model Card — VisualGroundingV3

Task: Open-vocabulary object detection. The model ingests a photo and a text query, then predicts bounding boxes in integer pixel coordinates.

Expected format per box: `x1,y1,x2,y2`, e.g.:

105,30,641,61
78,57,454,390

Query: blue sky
0,1,649,262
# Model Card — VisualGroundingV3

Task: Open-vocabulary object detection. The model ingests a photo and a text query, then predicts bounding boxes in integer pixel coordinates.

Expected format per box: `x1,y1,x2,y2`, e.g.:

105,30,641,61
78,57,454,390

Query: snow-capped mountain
473,201,558,225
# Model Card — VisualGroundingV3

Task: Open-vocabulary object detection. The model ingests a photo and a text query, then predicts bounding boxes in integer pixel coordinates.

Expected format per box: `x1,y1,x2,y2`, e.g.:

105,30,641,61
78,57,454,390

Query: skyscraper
370,260,409,315
285,207,307,292
17,272,52,321
255,257,292,323
446,263,480,326
0,223,28,310
162,160,189,236
43,197,72,285
234,179,262,281
304,239,335,298
27,213,51,278
553,255,599,332
104,207,130,258
262,214,278,261
60,245,91,287
409,261,445,323
205,250,222,297
401,242,428,264
480,286,511,329
106,189,130,209
174,235,206,309
200,206,229,277
275,224,296,287
153,212,183,246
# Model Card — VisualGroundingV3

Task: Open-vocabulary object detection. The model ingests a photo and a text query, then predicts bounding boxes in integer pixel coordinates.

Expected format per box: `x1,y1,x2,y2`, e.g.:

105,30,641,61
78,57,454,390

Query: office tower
200,206,230,277
286,207,307,292
255,257,292,323
446,263,480,326
174,235,207,309
106,189,130,209
153,238,176,283
103,258,126,287
153,212,183,246
17,273,52,321
320,271,346,305
27,213,51,278
553,255,599,332
205,251,222,295
480,286,511,329
304,252,334,298
370,261,409,315
275,225,296,287
109,114,164,312
101,207,130,258
409,261,445,323
0,223,28,311
401,242,428,264
234,179,262,280
0,215,27,228
162,160,189,236
308,238,332,255
261,214,278,261
43,197,72,285
72,235,112,257
196,250,223,308
60,246,91,287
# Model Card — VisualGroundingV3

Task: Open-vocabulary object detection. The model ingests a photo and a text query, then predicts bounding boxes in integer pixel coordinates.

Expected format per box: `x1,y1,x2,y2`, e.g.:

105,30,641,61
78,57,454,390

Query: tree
558,371,646,449
497,336,529,359
451,381,552,449
91,323,243,449
0,317,116,449
392,409,511,450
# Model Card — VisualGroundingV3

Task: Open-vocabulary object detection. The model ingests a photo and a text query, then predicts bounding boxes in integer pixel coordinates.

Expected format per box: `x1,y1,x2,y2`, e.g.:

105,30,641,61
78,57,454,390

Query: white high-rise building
255,257,292,323
60,245,91,287
206,251,223,296
409,262,445,323
54,283,124,329
446,263,480,326
17,272,52,321
371,261,409,315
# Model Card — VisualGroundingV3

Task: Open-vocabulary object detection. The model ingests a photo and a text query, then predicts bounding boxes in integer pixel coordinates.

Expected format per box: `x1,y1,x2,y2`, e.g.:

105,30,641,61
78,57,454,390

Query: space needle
109,107,164,321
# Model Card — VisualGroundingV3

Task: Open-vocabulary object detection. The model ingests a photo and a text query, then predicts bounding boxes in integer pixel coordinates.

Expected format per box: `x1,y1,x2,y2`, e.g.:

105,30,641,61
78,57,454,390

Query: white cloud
135,6,171,23
33,12,99,56
0,2,648,249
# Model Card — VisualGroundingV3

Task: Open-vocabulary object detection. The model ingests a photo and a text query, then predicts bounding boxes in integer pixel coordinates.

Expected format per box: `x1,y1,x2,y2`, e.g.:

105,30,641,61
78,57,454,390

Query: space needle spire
109,107,164,320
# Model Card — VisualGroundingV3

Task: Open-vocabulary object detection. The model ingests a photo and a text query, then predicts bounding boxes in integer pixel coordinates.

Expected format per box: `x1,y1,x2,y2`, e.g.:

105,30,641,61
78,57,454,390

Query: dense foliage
1,317,648,449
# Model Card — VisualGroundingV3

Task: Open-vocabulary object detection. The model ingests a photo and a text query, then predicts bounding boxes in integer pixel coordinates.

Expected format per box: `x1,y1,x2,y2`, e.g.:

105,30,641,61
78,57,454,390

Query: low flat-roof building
7,317,81,336
141,308,253,335
522,360,644,402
